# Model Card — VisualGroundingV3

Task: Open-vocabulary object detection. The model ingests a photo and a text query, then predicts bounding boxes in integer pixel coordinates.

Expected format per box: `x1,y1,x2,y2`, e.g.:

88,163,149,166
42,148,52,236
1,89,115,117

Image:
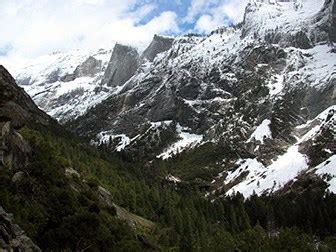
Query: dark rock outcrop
0,68,44,248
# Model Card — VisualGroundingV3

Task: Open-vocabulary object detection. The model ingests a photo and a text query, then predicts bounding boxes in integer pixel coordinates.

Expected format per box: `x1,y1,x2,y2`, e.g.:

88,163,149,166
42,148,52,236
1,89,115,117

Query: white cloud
184,0,213,22
195,15,219,33
0,0,178,59
0,0,250,61
188,0,249,33
75,0,105,5
217,0,249,23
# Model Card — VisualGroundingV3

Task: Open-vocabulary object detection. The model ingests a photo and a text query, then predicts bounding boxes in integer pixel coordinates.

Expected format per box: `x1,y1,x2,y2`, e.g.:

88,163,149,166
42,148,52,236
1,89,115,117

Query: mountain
1,1,336,250
10,0,336,197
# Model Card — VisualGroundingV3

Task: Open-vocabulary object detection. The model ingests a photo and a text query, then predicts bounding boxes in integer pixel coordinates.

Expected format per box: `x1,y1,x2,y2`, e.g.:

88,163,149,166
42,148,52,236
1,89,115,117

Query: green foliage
161,142,226,180
0,127,144,251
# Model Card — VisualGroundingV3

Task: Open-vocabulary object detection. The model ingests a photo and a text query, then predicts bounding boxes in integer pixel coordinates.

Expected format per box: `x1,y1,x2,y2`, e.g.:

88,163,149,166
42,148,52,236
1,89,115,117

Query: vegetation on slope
1,124,336,251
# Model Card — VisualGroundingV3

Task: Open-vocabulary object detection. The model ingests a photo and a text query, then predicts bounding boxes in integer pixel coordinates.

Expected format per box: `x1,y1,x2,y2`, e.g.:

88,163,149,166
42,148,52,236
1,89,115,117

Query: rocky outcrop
74,56,102,77
0,119,32,171
61,56,103,82
101,44,140,87
0,207,40,251
141,35,174,62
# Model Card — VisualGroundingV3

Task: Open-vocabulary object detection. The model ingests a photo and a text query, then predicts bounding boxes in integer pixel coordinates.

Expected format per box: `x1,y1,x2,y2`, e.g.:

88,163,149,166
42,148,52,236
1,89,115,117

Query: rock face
243,0,335,48
141,35,174,62
101,44,140,87
74,56,102,78
101,36,174,88
61,56,102,82
70,0,335,144
0,207,40,251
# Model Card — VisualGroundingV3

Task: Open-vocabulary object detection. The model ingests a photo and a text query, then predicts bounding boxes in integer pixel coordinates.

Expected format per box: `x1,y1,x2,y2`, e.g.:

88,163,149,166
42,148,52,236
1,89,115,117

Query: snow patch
267,74,284,96
157,124,203,160
226,145,308,198
247,119,272,144
97,132,131,152
165,174,182,183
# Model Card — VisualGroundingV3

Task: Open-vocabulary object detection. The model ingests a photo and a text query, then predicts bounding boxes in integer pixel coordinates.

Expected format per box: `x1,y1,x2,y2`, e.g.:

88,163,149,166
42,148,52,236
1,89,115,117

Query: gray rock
60,73,75,82
141,35,174,62
45,69,61,84
0,206,41,251
101,44,140,87
74,56,102,78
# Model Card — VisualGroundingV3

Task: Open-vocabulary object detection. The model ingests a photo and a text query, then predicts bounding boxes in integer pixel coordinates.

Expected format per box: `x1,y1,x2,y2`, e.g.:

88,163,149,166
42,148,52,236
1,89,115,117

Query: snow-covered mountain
11,0,336,197
13,48,112,122
13,35,174,123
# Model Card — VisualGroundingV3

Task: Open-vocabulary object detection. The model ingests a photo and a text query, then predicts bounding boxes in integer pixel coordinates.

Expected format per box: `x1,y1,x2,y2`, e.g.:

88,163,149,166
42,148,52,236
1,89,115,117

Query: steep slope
0,65,160,250
67,0,335,196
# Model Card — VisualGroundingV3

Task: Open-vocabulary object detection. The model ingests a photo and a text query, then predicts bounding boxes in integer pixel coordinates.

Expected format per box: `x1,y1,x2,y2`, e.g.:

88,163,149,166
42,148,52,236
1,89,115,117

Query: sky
0,0,248,60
